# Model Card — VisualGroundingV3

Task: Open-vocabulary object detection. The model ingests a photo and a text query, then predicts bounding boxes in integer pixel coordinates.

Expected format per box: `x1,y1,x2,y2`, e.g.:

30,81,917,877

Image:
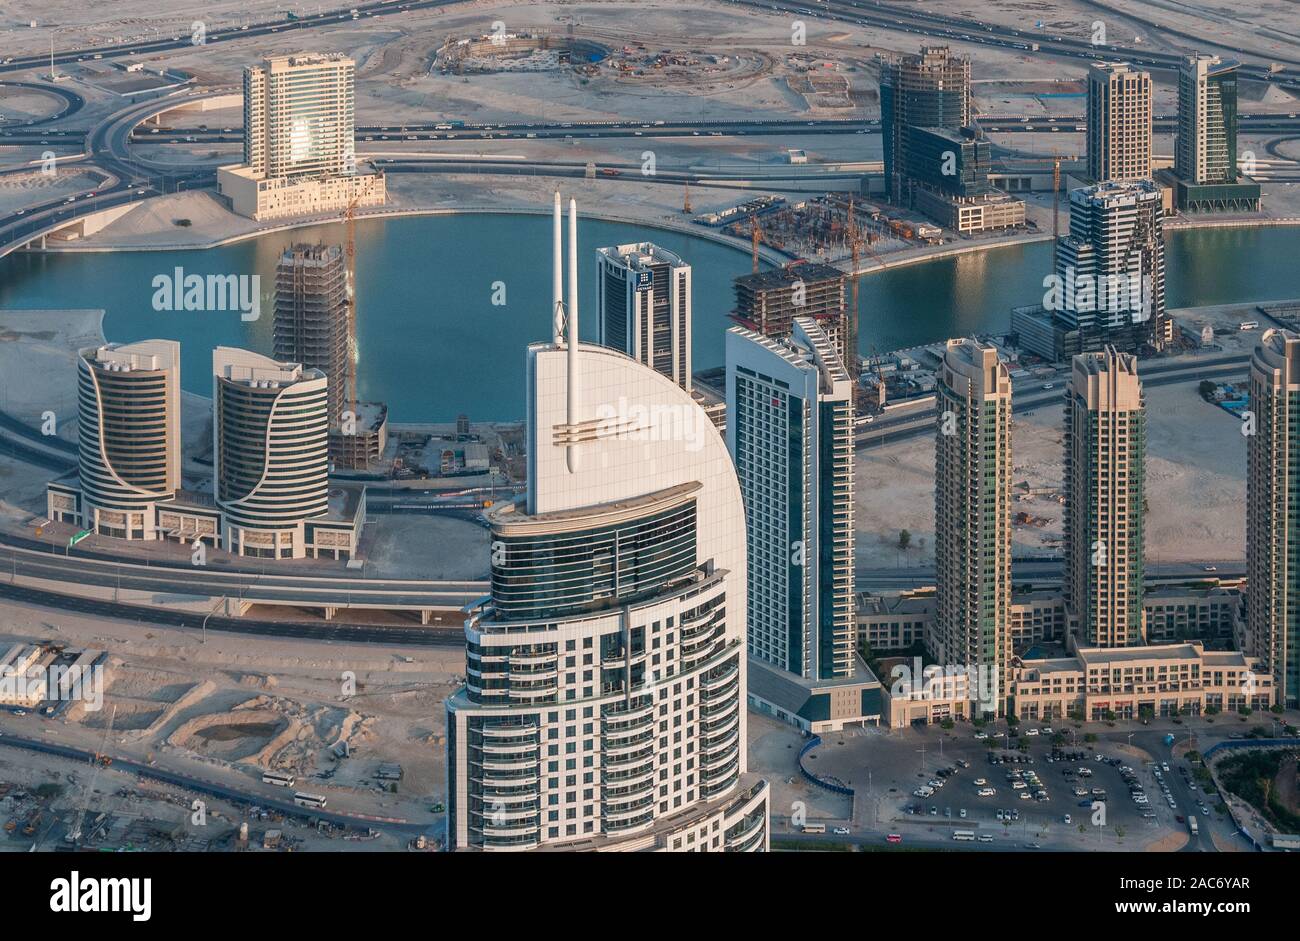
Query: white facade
219,53,386,221
444,195,768,852
212,347,330,559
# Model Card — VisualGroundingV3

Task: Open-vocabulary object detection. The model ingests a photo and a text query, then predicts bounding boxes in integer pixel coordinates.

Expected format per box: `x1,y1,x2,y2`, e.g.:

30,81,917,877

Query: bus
801,824,826,834
293,792,328,809
952,830,976,842
1188,817,1199,836
262,771,296,788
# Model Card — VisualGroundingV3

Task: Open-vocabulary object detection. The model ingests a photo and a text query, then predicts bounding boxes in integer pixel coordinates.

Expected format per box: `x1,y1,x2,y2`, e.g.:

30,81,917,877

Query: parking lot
790,722,1208,851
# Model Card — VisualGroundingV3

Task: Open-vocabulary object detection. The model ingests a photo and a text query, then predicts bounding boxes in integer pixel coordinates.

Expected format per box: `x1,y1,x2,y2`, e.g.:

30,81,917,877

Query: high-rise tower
444,194,769,852
934,338,1012,716
595,242,692,391
1247,329,1300,707
1064,348,1146,648
726,318,856,681
1087,62,1152,184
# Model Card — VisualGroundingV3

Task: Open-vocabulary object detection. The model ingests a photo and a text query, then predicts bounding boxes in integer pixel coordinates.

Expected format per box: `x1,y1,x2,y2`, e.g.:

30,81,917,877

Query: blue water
0,215,1297,421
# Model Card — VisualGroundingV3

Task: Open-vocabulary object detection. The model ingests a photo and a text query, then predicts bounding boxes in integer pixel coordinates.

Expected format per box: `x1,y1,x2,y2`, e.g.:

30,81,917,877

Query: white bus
952,830,976,842
293,792,328,809
262,771,296,788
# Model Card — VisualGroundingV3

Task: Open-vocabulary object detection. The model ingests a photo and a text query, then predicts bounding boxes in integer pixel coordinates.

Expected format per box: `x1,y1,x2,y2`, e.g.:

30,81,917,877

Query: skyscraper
1247,329,1300,707
934,338,1011,716
880,46,971,206
1064,348,1146,648
212,347,330,559
726,318,856,681
1172,55,1261,212
1053,179,1167,351
1087,62,1152,184
274,243,349,425
65,340,181,540
243,53,355,179
595,242,692,391
731,262,851,369
444,194,769,852
219,54,385,220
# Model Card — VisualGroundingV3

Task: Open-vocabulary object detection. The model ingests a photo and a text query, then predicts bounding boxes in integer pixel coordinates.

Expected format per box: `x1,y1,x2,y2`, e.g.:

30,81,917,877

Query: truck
1188,817,1199,836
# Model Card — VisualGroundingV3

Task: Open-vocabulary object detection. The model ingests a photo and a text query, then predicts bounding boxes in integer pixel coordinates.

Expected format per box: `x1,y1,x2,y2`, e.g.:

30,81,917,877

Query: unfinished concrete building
730,262,850,367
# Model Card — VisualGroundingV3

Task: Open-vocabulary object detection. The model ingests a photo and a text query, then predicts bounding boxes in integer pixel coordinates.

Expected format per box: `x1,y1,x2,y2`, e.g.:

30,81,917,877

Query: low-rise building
1010,642,1274,721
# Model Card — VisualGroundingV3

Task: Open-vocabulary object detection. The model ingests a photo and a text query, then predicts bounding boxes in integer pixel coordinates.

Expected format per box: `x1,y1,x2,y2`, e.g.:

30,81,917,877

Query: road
857,353,1251,448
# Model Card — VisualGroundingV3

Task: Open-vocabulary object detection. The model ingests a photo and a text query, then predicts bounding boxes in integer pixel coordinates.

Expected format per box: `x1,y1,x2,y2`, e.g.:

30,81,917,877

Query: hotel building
444,195,769,852
595,242,692,391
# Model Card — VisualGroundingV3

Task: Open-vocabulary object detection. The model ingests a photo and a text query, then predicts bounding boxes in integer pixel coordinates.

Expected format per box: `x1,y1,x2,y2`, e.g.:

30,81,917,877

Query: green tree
898,529,912,551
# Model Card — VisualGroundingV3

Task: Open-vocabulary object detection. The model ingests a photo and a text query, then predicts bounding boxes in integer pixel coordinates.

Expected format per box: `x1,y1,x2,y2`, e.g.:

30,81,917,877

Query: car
1200,806,1210,816
974,778,988,786
1176,815,1185,823
1063,814,1071,824
1042,726,1054,734
1012,781,1026,790
1024,728,1039,736
1134,796,1149,804
974,731,988,740
996,809,1006,820
832,826,850,836
959,808,967,818
12,709,26,717
956,759,970,769
978,787,996,797
886,833,902,844
1019,792,1032,800
977,834,994,843
929,806,938,816
1203,565,1217,572
1161,763,1170,772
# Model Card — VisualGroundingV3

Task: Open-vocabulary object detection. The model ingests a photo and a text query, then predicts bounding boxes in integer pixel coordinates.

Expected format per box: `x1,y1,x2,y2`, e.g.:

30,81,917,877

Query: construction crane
68,705,116,847
843,197,889,381
1052,149,1062,269
342,195,360,429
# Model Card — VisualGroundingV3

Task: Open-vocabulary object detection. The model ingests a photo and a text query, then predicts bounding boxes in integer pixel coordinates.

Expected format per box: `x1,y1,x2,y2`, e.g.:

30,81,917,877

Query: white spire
552,191,564,344
566,196,580,473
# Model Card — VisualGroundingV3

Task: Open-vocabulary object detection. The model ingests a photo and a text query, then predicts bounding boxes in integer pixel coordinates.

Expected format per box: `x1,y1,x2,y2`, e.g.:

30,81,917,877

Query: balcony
605,730,655,755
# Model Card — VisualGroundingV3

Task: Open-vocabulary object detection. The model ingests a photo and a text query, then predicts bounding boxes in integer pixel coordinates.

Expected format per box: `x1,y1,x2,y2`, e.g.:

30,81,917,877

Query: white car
1024,728,1040,736
973,778,988,786
978,787,996,797
974,732,988,740
832,826,850,836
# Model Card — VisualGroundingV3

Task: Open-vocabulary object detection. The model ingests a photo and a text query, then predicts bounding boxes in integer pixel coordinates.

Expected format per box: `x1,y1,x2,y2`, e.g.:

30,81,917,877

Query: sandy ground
0,595,462,838
855,366,1248,570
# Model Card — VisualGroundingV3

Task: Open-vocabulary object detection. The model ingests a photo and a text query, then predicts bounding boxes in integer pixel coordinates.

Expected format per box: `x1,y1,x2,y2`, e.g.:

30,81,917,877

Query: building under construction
275,243,349,423
273,242,386,469
731,262,851,367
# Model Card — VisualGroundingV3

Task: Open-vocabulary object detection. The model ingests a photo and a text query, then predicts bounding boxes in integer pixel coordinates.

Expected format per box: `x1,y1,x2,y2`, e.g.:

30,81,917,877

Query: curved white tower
445,195,769,852
213,347,329,559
